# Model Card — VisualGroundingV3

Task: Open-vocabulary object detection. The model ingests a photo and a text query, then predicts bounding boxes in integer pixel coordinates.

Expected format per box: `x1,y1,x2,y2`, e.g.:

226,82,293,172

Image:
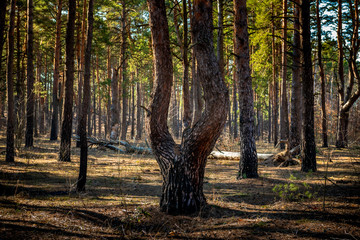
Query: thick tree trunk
316,0,328,147
301,0,316,172
290,0,302,149
336,110,349,148
77,0,93,192
6,0,16,162
25,0,35,147
280,0,289,149
147,0,229,214
59,0,76,162
235,0,258,179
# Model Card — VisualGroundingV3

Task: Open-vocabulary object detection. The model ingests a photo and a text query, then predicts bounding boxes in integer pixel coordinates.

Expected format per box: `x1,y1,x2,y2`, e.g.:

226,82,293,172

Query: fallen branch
72,135,151,154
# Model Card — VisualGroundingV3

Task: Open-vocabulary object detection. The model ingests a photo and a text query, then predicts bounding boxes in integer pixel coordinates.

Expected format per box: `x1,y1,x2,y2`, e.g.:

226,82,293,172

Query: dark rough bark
235,0,258,179
280,0,289,149
59,0,76,162
77,0,93,192
290,0,302,149
25,0,35,147
301,0,317,172
268,81,272,143
147,0,229,215
316,0,328,147
6,0,16,162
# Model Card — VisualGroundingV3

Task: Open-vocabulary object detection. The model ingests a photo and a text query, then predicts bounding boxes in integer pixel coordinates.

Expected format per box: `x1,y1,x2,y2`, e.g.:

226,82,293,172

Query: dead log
72,135,152,154
259,140,300,167
209,151,273,160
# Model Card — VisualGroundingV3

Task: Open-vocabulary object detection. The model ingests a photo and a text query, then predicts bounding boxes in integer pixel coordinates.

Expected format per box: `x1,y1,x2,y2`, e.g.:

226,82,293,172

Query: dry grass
0,133,359,239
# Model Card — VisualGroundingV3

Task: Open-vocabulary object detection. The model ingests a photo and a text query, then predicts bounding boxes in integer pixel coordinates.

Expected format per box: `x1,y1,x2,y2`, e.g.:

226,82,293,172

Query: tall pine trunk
25,0,35,147
280,0,289,149
6,0,16,162
316,0,328,147
290,0,302,149
77,0,93,192
235,0,258,179
59,0,76,162
301,0,317,172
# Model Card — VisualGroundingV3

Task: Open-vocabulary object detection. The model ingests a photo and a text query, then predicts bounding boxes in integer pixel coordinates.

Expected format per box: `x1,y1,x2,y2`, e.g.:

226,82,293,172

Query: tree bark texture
301,0,317,172
25,0,35,147
234,0,258,179
280,0,289,149
6,0,16,162
59,0,76,162
146,0,229,215
316,0,328,147
77,0,93,192
51,0,62,140
290,0,302,149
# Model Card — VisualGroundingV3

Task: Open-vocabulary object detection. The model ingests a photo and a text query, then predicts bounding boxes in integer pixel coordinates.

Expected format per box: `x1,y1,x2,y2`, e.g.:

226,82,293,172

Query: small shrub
272,175,316,202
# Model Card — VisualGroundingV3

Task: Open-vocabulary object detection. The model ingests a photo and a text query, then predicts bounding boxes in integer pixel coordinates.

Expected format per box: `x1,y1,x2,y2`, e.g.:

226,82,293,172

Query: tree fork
147,0,229,214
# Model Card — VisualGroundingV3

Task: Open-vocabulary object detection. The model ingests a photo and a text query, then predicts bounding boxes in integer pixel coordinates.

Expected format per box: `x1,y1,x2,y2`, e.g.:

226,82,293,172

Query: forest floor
0,133,359,239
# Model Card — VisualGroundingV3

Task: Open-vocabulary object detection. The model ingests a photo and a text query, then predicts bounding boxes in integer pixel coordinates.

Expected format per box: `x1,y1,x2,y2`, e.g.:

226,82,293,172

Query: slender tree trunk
290,0,302,149
182,0,191,128
77,0,93,192
316,0,328,147
6,0,16,162
120,1,128,140
301,0,316,172
280,0,289,149
0,0,7,121
131,78,135,139
105,46,111,139
268,81,272,143
233,70,238,139
59,0,76,162
235,0,258,179
272,4,278,147
50,0,62,140
15,6,25,144
136,81,142,140
96,55,101,138
25,0,34,147
147,0,229,214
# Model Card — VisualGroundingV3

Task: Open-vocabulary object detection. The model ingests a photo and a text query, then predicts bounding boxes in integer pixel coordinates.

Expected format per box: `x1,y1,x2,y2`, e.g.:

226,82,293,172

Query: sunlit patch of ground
0,133,359,239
